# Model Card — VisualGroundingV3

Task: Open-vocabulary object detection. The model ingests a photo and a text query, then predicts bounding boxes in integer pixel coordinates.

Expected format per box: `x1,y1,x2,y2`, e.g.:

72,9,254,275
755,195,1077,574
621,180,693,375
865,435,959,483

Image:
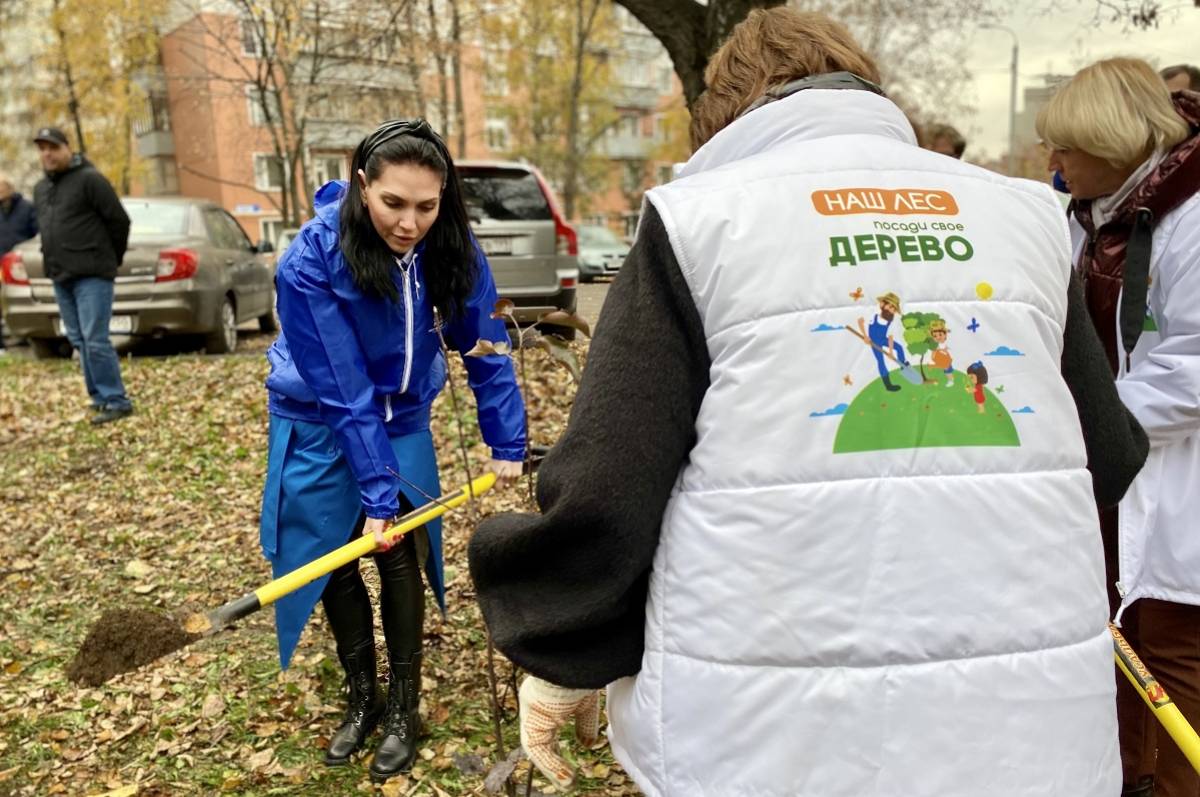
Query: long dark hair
340,120,477,320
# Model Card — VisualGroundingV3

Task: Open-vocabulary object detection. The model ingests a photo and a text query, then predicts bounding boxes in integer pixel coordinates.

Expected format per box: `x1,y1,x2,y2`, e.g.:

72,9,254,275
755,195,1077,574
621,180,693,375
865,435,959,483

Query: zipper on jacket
398,256,415,395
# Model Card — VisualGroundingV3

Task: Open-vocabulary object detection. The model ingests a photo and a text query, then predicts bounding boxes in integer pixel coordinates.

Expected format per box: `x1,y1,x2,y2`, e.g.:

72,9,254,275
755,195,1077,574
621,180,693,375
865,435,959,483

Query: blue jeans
54,277,132,411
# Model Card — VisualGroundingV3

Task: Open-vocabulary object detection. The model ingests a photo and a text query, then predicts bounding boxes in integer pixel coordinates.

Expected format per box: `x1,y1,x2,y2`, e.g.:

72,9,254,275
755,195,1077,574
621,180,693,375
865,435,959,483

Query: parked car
0,197,276,358
456,160,579,337
576,224,629,282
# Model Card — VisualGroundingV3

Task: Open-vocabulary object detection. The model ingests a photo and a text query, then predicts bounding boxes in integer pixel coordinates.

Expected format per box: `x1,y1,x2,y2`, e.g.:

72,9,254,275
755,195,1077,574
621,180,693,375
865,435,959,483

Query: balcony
136,131,175,158
305,119,373,149
612,84,659,110
602,133,653,160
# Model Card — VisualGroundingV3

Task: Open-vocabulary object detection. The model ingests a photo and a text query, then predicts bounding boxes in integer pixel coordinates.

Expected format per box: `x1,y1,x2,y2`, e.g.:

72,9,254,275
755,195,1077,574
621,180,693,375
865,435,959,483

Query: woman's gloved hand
518,675,601,790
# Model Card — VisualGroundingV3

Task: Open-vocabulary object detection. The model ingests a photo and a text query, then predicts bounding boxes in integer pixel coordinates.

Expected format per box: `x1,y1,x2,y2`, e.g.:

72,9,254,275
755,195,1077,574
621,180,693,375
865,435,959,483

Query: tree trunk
449,0,466,157
403,1,427,118
612,0,785,108
562,0,600,219
50,0,87,154
426,0,451,141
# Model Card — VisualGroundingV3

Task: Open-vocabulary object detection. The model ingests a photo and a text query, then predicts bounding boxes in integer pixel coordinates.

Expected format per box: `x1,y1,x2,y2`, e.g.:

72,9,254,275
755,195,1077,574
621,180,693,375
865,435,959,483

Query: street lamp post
983,23,1019,176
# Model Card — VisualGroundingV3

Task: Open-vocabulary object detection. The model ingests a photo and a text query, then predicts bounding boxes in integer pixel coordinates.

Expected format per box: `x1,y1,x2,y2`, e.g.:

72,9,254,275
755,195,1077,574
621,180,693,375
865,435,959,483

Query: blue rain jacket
265,180,526,520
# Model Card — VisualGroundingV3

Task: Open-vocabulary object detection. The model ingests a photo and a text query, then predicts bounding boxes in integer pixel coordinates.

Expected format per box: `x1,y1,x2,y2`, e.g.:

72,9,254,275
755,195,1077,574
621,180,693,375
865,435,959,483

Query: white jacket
1070,192,1200,616
606,89,1119,797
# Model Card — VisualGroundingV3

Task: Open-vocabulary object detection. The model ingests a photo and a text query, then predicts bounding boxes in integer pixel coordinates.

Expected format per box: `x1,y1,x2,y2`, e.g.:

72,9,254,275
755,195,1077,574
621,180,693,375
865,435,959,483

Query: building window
246,85,282,127
133,92,172,137
485,112,509,152
240,18,260,57
484,50,508,96
621,114,639,138
312,155,344,185
621,161,643,194
658,66,673,93
254,153,286,190
260,218,285,248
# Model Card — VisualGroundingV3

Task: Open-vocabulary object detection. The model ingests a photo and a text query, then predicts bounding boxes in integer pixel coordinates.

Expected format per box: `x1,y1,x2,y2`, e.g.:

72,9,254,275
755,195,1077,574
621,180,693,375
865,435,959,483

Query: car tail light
0,252,28,285
555,219,578,257
531,168,579,257
155,248,198,282
559,274,577,289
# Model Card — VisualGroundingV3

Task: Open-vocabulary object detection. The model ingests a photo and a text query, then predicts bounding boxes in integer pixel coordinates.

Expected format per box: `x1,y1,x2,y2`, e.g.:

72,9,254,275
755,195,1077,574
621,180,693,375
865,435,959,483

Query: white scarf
1091,150,1166,229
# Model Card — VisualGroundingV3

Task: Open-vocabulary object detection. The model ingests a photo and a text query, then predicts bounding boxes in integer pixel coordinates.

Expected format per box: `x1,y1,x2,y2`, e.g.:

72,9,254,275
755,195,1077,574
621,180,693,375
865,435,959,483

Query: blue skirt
260,416,444,668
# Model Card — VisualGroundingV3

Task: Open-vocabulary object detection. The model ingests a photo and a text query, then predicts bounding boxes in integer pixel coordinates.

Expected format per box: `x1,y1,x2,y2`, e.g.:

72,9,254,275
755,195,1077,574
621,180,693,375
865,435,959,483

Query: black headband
356,118,452,172
738,71,887,119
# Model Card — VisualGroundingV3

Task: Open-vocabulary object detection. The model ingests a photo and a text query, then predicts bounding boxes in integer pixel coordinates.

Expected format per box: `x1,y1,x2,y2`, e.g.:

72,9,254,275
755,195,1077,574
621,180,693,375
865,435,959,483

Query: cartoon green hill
833,369,1020,454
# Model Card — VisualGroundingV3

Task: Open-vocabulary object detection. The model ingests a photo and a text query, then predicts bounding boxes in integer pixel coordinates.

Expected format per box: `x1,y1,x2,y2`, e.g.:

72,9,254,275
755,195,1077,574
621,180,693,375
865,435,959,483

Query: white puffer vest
606,90,1119,797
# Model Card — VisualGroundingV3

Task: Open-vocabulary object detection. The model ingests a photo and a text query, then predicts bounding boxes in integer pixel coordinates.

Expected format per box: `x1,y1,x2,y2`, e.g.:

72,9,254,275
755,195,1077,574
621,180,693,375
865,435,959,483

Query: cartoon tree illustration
901,311,945,382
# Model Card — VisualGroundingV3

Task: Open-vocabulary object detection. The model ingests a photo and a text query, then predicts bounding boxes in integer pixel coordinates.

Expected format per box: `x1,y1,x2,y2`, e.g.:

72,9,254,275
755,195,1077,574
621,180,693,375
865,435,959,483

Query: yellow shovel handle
1111,622,1200,775
254,472,496,608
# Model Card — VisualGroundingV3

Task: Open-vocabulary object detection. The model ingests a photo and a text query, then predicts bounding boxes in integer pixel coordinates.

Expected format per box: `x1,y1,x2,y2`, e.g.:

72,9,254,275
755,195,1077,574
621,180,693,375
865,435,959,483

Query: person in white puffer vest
469,9,1149,797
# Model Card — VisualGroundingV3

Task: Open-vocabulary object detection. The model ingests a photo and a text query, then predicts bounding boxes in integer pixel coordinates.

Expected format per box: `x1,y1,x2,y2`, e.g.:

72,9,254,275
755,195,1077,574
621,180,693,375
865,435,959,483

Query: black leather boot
882,374,901,392
324,640,384,765
1121,776,1154,797
369,653,422,782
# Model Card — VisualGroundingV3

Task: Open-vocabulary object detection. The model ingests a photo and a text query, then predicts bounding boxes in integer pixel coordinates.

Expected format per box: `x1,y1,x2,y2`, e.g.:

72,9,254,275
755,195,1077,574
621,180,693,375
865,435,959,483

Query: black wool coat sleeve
1060,269,1150,508
86,169,130,265
468,202,710,690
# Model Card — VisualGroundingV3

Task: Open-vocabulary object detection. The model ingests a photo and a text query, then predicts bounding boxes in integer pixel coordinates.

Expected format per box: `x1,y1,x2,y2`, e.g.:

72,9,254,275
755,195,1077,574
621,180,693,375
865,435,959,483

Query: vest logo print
813,188,959,216
811,289,1025,454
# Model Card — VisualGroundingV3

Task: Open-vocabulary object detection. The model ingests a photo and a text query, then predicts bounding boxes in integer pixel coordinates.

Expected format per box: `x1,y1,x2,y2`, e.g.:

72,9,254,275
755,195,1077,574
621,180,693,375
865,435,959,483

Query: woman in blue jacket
260,120,525,779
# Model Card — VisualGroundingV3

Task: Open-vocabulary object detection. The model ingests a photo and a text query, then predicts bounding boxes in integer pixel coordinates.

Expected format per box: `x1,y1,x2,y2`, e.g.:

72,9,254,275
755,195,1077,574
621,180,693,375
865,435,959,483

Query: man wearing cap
857,291,909,391
0,173,39,354
32,126,133,424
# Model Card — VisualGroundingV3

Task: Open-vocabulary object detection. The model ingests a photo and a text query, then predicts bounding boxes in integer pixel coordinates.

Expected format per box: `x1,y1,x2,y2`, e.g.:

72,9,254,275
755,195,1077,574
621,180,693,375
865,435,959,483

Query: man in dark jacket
0,175,38,353
33,127,133,423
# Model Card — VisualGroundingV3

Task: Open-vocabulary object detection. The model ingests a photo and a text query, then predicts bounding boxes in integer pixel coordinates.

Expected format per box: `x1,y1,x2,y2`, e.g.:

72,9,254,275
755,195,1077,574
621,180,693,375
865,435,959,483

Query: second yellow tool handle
254,472,496,608
1111,622,1200,775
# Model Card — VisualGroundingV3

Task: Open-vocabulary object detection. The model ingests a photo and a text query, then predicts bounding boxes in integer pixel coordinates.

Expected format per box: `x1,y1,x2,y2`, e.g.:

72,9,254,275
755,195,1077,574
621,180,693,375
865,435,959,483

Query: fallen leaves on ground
0,332,638,795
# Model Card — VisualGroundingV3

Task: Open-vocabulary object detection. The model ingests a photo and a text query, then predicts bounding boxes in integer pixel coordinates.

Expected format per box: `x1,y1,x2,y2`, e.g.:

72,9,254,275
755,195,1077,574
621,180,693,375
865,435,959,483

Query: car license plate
480,237,513,256
54,316,133,335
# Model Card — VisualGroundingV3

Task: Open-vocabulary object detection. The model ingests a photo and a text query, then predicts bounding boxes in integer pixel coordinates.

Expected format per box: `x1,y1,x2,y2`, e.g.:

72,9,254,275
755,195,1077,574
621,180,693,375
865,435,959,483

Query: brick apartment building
132,2,682,245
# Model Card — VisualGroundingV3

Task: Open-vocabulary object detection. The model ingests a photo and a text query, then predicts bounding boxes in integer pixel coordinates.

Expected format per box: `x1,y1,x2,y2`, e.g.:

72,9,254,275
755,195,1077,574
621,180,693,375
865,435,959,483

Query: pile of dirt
66,609,199,687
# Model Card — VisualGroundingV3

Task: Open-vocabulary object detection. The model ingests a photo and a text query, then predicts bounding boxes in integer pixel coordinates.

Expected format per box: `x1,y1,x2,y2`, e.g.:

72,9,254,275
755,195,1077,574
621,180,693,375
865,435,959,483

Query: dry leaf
132,584,157,595
537,310,592,338
182,614,211,634
246,748,274,771
93,786,137,797
537,336,582,382
200,693,225,719
379,775,409,796
490,298,515,319
123,560,153,579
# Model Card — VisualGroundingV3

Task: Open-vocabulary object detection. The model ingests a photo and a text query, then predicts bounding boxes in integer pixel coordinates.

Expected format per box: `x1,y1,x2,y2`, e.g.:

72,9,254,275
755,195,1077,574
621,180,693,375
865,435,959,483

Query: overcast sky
963,1,1200,159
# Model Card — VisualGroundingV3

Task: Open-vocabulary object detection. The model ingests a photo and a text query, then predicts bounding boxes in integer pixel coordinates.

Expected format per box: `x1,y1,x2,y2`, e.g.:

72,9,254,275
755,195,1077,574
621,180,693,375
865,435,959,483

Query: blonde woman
1039,57,1200,797
470,9,1147,796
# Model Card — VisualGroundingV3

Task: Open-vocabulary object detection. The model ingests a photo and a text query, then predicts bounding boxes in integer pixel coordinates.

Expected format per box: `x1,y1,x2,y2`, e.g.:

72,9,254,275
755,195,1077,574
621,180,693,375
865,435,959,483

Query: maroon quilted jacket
1070,92,1200,375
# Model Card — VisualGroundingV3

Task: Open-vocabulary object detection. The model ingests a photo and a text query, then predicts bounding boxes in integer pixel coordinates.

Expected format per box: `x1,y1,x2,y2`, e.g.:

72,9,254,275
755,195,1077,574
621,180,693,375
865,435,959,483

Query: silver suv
456,161,579,337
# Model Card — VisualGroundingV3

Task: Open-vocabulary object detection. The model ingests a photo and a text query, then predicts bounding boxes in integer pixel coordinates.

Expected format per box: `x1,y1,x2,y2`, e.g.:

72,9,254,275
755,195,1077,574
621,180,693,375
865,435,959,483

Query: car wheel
31,338,68,359
205,296,238,354
258,290,279,333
